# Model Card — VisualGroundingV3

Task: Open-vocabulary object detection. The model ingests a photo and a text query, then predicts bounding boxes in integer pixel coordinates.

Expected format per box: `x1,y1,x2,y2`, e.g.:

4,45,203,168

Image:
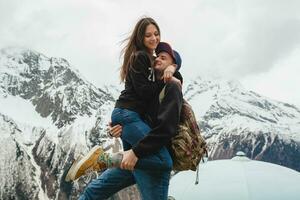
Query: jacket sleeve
173,71,183,84
132,82,183,158
129,52,165,101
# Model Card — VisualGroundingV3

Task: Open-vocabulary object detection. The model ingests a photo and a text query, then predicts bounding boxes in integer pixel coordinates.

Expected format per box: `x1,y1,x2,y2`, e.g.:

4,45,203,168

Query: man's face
154,52,173,72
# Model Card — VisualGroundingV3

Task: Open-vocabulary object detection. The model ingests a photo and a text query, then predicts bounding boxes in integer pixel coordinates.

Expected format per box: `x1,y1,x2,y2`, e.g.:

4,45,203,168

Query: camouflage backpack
159,86,208,171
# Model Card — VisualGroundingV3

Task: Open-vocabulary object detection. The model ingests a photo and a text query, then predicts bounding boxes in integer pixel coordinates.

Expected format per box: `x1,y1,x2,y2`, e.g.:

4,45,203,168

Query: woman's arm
163,64,177,82
129,51,165,101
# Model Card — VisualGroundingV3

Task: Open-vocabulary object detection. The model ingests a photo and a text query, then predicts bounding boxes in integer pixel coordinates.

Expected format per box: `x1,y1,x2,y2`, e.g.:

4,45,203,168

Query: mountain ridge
0,47,299,199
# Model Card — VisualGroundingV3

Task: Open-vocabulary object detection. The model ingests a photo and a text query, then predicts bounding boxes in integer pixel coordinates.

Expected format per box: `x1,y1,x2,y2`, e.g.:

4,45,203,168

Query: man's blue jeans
79,108,172,200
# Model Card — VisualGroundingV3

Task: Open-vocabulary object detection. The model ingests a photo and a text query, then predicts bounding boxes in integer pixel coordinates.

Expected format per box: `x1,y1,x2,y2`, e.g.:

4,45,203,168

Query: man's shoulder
165,82,181,93
159,82,183,107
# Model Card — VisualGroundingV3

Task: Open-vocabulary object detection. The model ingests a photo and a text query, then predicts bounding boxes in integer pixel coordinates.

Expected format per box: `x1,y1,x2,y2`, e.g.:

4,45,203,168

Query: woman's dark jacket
115,51,183,158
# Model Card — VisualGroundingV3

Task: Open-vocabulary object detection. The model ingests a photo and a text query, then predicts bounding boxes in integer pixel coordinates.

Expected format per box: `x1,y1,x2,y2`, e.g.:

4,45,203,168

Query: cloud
230,0,300,75
0,0,299,106
178,0,300,79
241,48,300,107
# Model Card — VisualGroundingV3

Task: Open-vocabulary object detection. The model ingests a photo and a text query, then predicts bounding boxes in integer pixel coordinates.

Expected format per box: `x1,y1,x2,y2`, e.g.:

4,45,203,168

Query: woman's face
143,24,160,53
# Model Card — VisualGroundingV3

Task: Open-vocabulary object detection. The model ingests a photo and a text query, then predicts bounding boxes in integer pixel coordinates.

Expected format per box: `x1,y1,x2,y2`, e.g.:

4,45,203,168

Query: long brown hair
120,17,160,82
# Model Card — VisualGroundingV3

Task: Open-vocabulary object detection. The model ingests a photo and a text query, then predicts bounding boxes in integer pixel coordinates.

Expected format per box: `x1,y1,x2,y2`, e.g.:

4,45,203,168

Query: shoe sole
68,145,102,181
65,155,83,182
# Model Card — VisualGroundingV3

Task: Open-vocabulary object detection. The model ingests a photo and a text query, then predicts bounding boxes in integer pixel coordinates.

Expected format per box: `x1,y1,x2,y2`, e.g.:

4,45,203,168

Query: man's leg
79,168,135,200
113,109,172,199
133,169,171,200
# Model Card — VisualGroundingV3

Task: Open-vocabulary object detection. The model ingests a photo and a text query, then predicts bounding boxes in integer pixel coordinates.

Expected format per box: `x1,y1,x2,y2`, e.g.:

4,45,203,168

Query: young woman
66,17,182,200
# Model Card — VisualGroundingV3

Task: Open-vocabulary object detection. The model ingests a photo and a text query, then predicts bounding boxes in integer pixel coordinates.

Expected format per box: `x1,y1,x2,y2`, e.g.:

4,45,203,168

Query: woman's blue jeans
79,108,172,200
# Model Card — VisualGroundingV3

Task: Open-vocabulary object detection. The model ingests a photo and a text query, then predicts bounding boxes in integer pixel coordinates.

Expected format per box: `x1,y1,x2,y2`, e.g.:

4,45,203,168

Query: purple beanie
155,42,182,70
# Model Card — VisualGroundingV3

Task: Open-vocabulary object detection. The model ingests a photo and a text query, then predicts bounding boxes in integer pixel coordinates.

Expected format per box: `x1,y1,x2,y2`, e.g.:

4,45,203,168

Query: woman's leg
64,108,171,183
122,120,173,171
111,108,173,171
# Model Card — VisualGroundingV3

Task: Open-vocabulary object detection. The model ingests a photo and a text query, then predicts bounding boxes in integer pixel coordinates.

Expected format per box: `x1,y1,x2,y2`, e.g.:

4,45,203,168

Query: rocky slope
184,77,300,171
0,47,299,199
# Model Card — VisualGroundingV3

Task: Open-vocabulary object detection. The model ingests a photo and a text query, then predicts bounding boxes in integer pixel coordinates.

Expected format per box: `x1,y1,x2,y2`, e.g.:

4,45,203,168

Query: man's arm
120,82,183,170
132,82,183,158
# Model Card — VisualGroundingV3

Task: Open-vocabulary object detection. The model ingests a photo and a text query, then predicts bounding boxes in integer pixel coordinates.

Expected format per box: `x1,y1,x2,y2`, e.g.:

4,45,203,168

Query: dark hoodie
115,50,183,158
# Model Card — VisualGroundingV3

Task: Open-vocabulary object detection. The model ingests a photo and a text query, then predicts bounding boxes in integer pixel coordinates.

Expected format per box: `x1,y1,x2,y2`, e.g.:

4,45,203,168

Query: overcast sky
0,0,300,107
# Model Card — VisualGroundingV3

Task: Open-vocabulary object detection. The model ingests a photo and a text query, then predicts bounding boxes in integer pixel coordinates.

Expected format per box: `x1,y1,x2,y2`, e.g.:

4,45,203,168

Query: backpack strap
195,149,208,185
159,86,166,104
195,164,199,185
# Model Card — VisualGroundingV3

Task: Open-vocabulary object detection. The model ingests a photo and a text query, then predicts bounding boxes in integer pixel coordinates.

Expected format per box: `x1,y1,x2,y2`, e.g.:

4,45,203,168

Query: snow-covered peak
0,47,50,73
1,48,300,199
183,76,245,116
184,76,300,121
184,76,245,98
0,46,42,58
103,84,123,99
0,47,114,128
0,47,118,199
183,75,300,146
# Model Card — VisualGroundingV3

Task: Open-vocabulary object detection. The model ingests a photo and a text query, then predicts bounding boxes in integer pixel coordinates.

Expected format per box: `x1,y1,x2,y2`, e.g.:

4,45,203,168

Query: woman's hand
163,64,177,83
120,149,138,170
107,122,123,138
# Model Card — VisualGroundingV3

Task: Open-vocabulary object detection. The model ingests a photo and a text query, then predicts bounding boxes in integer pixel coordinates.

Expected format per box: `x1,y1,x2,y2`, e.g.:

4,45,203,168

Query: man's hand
163,64,177,83
120,149,138,171
107,122,122,138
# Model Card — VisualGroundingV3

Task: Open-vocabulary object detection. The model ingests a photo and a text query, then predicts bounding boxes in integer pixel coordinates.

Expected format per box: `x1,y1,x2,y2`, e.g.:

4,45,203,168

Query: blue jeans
79,108,172,200
112,108,173,170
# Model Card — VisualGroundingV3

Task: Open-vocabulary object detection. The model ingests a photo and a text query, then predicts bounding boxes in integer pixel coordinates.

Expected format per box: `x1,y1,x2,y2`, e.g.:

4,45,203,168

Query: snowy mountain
0,47,299,199
0,113,41,199
0,47,114,128
184,77,300,171
0,47,139,200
